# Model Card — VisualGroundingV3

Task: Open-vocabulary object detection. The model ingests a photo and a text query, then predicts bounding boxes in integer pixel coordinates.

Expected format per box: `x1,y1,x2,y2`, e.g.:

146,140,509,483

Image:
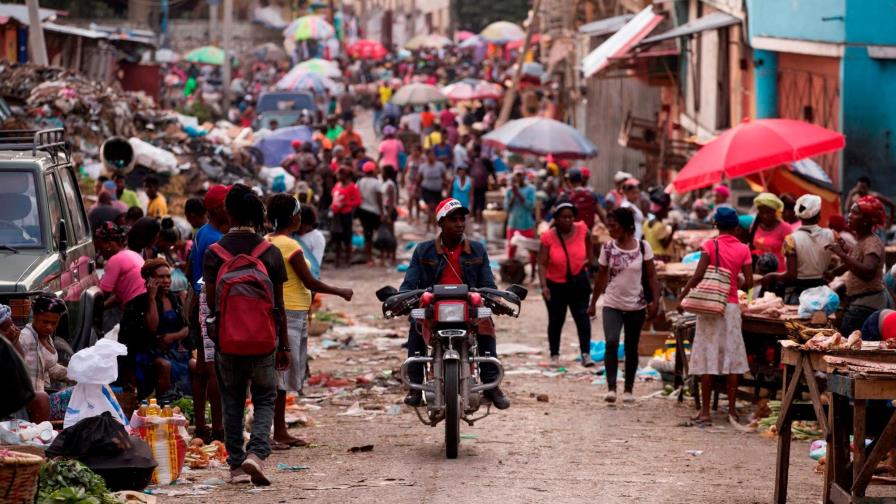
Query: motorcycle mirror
507,284,528,301
376,286,399,302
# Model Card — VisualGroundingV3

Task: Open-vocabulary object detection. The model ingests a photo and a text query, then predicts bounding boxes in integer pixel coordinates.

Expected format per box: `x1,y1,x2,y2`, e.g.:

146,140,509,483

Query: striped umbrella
479,21,525,44
184,46,235,66
275,71,342,94
390,83,447,106
283,15,335,41
289,58,342,78
405,34,452,50
442,79,503,102
347,39,388,60
483,117,598,159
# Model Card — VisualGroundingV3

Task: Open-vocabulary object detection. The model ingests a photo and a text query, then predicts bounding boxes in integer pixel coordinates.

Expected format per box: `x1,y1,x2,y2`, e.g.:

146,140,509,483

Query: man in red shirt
397,198,509,409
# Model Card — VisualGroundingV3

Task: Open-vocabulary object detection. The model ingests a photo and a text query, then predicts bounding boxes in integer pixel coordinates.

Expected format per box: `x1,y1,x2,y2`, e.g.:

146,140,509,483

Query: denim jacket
399,236,497,291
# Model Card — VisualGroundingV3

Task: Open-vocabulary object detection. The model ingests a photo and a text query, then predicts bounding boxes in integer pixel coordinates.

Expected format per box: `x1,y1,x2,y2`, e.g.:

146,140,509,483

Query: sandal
270,440,292,451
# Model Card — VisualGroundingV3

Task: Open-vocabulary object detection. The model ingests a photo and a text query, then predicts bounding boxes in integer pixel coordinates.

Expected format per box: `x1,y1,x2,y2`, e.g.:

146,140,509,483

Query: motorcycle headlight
436,303,465,322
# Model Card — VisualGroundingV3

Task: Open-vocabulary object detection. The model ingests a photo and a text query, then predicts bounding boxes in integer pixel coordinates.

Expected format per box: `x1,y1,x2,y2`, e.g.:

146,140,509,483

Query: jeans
406,324,498,384
841,303,878,335
602,307,645,392
216,352,277,469
545,280,591,356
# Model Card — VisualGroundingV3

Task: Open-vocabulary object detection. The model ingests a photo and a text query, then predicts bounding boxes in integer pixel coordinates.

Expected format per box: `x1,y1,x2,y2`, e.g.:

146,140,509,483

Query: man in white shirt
619,178,645,240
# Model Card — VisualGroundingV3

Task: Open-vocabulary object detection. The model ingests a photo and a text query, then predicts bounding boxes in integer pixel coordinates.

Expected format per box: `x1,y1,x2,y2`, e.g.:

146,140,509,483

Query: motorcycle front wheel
444,359,460,459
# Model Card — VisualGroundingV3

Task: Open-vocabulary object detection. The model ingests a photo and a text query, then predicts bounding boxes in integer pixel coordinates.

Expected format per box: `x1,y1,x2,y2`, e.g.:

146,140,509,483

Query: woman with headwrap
16,294,72,422
827,195,887,334
677,207,753,426
750,193,791,279
761,195,837,304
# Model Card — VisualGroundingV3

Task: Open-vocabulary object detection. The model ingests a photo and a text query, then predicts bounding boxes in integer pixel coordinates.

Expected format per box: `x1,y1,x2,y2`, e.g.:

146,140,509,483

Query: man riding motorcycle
398,198,510,409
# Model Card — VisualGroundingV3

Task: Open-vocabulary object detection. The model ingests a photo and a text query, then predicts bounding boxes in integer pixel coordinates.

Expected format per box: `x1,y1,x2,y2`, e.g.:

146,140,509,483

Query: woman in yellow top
266,194,354,448
642,190,675,262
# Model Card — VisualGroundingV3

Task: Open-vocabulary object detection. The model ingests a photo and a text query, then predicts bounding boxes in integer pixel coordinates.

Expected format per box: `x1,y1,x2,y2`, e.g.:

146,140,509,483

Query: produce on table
785,321,837,344
803,330,862,351
741,292,786,317
38,459,119,504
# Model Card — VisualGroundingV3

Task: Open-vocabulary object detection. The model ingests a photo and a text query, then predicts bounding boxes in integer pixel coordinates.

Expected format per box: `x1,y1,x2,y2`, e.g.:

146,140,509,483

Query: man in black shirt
203,184,289,486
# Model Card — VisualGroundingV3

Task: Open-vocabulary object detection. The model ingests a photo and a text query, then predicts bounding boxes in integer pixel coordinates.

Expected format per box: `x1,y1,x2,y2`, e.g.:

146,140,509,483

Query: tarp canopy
640,11,739,46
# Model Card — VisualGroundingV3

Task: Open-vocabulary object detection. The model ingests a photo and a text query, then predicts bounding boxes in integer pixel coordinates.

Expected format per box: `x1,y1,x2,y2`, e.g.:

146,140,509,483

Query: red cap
580,167,591,179
435,198,469,221
362,161,377,174
204,184,231,210
290,139,303,149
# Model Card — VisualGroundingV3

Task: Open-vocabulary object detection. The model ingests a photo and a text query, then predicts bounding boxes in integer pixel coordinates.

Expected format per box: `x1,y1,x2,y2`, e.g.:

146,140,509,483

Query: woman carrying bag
588,207,660,404
537,203,594,367
677,207,753,426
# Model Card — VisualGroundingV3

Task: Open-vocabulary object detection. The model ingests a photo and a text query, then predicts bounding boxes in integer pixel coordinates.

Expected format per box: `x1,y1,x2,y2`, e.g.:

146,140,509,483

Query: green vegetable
314,311,347,325
37,460,119,504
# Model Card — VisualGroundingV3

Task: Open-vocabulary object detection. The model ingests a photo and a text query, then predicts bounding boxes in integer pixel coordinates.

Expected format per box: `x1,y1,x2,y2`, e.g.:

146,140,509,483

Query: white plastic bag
64,339,129,428
798,285,841,318
128,137,178,174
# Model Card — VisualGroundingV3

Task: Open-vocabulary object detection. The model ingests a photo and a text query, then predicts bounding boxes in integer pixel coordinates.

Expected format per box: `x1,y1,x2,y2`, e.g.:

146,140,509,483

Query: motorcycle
377,283,527,459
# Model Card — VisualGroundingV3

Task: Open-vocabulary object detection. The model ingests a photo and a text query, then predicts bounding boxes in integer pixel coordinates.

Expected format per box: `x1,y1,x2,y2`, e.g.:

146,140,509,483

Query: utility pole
26,0,48,65
496,0,542,127
209,0,219,44
221,0,233,110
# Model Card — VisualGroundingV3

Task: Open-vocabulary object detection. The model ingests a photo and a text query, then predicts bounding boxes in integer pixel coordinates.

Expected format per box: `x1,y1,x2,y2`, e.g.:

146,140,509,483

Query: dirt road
160,260,823,504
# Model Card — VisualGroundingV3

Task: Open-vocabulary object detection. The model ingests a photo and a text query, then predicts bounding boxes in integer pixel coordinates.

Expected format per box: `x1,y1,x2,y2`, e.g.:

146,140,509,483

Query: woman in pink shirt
377,126,404,170
678,208,753,426
750,193,791,274
536,203,593,367
96,222,146,312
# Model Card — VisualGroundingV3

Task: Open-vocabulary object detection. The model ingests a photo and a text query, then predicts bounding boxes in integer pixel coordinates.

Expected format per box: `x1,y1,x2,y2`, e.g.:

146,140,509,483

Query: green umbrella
184,46,236,66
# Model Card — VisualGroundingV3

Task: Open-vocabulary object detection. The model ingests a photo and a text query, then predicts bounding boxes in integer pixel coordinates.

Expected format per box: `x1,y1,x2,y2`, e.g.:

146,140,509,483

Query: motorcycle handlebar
379,285,525,319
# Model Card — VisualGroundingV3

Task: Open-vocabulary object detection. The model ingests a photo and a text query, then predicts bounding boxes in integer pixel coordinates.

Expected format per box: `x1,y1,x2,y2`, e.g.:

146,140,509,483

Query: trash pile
0,63,264,193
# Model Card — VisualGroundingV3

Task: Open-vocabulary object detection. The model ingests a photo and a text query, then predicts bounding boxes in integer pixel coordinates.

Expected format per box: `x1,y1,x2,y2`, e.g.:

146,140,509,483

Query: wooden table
657,263,696,292
824,355,896,504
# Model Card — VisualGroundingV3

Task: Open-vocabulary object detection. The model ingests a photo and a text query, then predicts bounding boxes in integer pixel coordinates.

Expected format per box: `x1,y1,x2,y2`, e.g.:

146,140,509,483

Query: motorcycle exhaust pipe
470,356,504,393
399,355,434,392
100,136,135,174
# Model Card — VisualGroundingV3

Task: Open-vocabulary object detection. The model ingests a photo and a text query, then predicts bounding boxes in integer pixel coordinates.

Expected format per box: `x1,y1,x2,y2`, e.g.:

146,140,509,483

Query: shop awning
581,6,663,78
44,23,107,39
578,13,635,37
639,11,739,45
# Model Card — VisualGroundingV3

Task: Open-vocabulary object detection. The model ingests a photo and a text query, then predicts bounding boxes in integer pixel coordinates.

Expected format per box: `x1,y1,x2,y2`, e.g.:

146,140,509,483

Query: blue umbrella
482,117,598,160
254,126,313,166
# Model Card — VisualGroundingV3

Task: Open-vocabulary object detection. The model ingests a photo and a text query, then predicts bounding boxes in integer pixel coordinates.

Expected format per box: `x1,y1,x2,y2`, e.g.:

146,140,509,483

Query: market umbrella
442,78,503,101
250,42,289,63
458,35,484,49
154,48,180,63
290,58,342,78
254,126,313,167
390,83,448,106
671,118,846,193
184,46,235,66
275,71,341,94
479,21,525,44
347,39,388,60
455,30,476,42
482,117,598,159
283,15,335,41
405,34,452,50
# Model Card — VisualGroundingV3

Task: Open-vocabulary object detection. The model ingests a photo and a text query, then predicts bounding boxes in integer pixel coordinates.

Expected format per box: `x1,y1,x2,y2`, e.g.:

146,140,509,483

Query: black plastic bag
47,412,157,491
0,334,35,417
373,224,396,251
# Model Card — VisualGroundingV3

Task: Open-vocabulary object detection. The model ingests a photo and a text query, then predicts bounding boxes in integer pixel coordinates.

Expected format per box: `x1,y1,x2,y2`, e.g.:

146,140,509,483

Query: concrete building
746,0,896,196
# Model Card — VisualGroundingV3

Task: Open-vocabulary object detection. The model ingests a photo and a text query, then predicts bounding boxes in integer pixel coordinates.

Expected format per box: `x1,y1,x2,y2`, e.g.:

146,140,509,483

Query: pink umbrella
672,118,845,193
456,30,475,42
442,79,503,102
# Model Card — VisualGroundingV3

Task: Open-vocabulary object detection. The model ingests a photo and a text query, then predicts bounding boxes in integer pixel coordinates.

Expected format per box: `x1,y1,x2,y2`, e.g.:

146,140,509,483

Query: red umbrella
348,39,388,60
672,118,845,193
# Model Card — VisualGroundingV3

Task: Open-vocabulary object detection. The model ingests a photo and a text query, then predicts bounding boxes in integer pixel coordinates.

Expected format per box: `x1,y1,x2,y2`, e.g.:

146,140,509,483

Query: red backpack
208,241,277,356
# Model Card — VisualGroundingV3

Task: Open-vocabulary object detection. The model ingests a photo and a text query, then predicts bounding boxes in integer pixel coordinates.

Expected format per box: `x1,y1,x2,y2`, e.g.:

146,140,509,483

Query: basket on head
0,448,44,503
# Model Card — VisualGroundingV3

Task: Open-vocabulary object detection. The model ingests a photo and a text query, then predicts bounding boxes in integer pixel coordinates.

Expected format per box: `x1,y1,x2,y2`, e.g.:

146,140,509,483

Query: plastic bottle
137,400,148,417
161,403,173,418
146,398,161,417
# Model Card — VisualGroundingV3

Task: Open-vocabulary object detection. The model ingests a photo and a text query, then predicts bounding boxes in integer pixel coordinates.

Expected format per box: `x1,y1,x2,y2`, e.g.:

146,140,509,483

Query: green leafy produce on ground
38,459,120,504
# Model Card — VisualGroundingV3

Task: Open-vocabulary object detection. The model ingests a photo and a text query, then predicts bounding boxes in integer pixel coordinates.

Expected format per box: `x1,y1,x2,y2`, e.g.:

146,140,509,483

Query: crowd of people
5,31,896,489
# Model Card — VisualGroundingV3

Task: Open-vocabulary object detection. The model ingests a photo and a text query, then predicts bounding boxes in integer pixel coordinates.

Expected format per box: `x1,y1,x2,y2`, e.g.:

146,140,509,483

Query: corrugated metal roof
581,6,663,78
44,22,107,39
639,11,739,45
577,14,634,37
0,3,57,24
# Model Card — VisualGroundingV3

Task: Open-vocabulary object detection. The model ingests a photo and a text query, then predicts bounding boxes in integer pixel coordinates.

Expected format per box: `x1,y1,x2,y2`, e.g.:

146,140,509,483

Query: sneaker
604,391,617,403
403,390,423,407
240,453,271,486
229,467,250,484
549,355,560,366
622,392,636,403
581,354,595,368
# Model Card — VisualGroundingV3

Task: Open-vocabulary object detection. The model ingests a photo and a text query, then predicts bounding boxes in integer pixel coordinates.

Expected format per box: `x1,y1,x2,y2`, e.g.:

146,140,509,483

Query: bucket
100,137,135,174
483,209,506,242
